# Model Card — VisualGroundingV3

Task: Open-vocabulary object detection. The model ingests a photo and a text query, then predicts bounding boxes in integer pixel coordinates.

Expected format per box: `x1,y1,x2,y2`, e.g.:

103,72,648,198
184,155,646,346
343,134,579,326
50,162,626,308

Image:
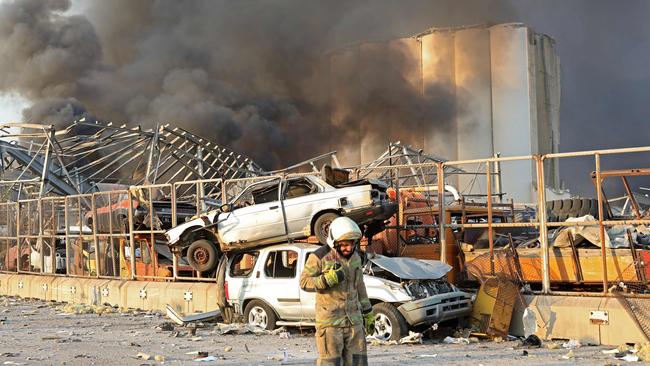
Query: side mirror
220,203,232,213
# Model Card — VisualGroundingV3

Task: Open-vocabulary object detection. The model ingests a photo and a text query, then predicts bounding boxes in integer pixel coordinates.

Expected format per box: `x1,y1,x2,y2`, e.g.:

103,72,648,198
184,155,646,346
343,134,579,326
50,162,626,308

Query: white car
224,243,473,341
166,175,396,273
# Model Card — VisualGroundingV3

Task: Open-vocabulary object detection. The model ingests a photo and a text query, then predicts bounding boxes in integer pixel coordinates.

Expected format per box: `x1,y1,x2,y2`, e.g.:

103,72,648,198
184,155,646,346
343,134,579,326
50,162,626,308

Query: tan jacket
300,245,372,329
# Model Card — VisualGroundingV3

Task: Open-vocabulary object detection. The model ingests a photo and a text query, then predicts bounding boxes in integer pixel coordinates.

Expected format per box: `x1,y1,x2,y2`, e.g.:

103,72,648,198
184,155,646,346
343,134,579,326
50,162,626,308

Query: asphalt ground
0,296,618,365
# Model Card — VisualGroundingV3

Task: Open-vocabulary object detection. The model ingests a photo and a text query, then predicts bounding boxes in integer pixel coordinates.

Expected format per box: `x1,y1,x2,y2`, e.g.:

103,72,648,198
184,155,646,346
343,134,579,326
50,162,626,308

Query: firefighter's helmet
326,216,362,248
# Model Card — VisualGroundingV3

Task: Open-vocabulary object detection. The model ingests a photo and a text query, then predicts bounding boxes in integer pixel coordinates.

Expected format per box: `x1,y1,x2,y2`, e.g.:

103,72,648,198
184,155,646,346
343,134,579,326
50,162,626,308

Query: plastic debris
416,354,437,358
618,354,639,362
194,356,219,362
602,349,620,354
562,339,581,349
562,350,574,359
278,331,291,339
443,336,470,345
522,308,537,337
154,355,165,362
224,346,232,352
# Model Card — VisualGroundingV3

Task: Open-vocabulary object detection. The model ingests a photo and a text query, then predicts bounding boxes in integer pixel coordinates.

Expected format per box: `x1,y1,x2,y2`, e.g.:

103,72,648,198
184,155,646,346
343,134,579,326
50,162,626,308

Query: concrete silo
329,23,561,203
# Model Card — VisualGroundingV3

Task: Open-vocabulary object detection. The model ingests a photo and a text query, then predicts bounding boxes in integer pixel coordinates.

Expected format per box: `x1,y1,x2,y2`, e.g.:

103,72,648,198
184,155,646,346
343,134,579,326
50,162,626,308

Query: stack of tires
546,198,608,222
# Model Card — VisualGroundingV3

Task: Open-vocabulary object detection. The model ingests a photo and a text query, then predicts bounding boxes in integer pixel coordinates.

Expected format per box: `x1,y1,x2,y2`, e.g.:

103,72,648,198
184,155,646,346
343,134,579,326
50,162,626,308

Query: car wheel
244,300,277,330
372,302,408,341
187,239,220,273
314,212,341,245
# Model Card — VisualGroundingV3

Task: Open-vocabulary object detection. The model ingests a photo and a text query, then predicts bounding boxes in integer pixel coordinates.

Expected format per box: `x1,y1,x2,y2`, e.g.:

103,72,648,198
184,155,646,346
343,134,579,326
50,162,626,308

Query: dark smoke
0,0,517,169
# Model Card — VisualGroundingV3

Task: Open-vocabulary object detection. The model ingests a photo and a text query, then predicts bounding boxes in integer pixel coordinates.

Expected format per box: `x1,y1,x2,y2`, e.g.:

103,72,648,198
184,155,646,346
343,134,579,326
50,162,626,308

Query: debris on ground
154,322,175,331
366,332,423,346
366,336,397,346
165,304,221,326
214,322,286,335
443,336,470,345
521,334,542,348
636,343,650,361
618,354,639,362
546,342,560,349
562,350,574,359
399,332,423,344
194,355,221,362
57,304,117,315
562,339,582,349
134,352,152,360
154,355,165,362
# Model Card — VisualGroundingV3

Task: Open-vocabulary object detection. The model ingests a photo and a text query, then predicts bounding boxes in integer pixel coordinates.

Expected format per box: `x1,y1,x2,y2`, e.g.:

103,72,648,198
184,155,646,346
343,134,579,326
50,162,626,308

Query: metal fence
0,145,649,297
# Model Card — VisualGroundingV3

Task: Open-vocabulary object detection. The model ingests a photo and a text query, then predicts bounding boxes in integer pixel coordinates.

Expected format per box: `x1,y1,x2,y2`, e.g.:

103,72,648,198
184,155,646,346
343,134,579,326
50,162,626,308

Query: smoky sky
0,0,648,195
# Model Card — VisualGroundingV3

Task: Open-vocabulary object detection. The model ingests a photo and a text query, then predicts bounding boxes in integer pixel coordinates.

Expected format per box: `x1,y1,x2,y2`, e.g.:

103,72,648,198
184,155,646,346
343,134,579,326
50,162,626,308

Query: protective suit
300,217,373,366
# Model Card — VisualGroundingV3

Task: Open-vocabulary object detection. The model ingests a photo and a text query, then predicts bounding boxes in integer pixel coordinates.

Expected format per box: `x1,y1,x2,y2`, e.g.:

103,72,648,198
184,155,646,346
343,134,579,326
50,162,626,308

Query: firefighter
300,216,375,366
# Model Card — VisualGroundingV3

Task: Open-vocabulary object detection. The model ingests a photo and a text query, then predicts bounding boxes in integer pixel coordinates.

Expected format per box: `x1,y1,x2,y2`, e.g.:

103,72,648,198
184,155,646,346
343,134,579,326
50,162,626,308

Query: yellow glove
363,311,375,335
323,265,345,287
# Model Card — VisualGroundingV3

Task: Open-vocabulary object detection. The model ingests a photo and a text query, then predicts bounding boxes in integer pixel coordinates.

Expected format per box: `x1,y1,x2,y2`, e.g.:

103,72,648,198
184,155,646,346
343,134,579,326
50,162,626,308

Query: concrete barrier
0,273,221,315
510,293,649,345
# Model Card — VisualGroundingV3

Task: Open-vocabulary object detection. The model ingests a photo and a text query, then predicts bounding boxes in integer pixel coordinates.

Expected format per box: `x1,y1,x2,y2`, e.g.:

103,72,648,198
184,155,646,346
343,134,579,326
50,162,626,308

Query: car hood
367,254,451,280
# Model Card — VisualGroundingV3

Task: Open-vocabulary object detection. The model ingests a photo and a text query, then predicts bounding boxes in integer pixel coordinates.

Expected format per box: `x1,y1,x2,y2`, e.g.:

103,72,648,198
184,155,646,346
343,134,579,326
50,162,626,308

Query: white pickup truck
224,243,472,341
166,175,396,273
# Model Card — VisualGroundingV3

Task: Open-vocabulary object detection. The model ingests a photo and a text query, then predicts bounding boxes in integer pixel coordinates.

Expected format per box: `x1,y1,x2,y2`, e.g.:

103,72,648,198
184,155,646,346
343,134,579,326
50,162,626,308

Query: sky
0,0,648,194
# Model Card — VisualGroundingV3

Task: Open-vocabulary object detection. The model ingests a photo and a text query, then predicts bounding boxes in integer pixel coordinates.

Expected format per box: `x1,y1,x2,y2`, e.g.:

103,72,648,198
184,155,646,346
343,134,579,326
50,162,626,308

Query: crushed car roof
367,254,452,280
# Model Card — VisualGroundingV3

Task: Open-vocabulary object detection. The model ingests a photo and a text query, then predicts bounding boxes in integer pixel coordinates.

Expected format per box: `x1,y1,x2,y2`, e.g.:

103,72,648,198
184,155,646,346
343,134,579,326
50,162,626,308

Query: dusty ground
0,296,619,365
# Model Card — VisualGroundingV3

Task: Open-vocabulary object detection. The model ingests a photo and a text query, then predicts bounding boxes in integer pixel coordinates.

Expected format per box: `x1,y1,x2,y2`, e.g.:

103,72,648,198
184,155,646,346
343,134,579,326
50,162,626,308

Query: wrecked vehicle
166,175,396,273
224,243,472,341
87,198,197,232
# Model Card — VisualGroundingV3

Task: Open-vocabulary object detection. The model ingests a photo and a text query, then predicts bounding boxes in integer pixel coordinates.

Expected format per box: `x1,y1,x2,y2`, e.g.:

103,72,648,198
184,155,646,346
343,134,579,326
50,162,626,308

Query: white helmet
327,216,362,248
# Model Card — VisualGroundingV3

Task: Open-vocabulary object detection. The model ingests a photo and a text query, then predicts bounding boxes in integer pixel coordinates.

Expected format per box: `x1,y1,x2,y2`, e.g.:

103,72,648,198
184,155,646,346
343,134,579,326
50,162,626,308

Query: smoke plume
0,0,516,168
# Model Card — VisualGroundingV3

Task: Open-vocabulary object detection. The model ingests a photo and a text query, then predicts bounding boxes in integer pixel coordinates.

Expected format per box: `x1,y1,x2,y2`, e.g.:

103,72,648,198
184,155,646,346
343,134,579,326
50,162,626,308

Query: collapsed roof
0,120,263,199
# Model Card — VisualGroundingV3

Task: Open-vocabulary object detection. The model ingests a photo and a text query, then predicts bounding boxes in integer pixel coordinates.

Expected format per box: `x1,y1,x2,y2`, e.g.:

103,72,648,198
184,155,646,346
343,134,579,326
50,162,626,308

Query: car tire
244,300,277,330
372,302,408,341
314,212,341,245
187,239,220,273
547,198,606,222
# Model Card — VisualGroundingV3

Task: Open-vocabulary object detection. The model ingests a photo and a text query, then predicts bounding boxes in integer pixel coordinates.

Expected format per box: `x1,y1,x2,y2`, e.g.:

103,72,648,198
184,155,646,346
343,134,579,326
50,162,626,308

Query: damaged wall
329,23,561,203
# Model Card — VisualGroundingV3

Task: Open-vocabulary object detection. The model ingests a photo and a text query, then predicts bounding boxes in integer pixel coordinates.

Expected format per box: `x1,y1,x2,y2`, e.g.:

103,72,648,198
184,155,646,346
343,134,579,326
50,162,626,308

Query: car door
218,178,286,245
280,178,322,237
225,251,260,313
298,249,317,320
259,249,302,320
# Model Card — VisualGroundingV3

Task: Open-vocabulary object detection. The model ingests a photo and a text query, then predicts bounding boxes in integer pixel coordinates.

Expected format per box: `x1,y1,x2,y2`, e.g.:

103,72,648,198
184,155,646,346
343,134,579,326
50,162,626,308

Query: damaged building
328,23,561,203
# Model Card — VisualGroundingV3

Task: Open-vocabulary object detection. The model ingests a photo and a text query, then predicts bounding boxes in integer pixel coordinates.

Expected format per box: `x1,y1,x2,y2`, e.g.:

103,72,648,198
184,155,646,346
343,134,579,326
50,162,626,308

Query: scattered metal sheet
165,304,221,326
